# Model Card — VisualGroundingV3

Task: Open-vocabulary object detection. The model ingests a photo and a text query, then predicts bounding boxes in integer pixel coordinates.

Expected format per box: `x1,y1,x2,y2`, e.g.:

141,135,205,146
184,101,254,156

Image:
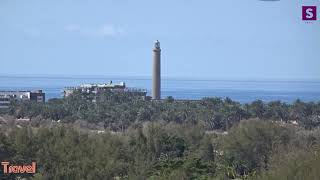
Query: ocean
0,75,320,103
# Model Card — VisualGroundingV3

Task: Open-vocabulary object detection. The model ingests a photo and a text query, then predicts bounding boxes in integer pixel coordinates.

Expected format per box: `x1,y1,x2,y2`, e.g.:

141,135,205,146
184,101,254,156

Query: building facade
63,81,147,98
0,90,45,108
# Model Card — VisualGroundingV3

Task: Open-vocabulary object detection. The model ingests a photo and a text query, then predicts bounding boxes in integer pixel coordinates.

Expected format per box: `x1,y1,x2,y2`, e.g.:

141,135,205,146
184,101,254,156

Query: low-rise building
63,81,147,98
0,90,45,108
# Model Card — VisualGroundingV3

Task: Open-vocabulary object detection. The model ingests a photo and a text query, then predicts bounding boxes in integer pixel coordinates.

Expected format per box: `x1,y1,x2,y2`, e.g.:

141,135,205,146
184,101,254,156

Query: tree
250,100,265,119
220,120,293,176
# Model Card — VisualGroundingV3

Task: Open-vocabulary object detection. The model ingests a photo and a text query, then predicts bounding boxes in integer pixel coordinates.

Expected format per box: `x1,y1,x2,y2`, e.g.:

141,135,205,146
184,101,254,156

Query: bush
219,120,293,176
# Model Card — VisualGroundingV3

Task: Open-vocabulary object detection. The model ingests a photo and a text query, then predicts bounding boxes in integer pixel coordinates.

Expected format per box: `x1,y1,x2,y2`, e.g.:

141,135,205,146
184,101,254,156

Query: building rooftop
65,81,126,90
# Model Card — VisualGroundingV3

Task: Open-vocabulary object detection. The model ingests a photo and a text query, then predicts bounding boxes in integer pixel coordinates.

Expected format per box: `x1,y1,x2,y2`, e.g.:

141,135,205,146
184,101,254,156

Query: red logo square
302,6,317,21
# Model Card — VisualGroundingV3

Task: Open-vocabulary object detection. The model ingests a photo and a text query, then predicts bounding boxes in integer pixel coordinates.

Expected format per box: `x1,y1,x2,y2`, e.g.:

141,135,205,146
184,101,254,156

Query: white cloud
101,25,117,36
64,24,81,32
64,24,125,38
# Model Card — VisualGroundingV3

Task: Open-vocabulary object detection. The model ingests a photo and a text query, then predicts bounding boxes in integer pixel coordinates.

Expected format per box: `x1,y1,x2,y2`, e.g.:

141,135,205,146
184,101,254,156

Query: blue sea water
0,75,319,103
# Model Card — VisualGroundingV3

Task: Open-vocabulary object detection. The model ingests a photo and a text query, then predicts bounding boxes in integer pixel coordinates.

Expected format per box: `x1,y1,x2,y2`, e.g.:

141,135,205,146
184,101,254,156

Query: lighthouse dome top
154,40,160,49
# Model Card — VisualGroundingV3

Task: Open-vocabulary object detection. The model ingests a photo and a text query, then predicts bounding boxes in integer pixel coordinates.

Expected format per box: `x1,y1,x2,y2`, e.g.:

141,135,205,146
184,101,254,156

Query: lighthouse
152,40,161,100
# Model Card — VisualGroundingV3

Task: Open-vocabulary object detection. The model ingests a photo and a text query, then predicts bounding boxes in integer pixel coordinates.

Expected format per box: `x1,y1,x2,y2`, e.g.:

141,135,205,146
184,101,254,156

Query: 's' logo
302,6,317,21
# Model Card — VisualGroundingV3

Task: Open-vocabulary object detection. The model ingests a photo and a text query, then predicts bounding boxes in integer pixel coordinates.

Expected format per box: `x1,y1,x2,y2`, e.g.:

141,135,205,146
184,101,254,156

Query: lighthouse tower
152,40,161,100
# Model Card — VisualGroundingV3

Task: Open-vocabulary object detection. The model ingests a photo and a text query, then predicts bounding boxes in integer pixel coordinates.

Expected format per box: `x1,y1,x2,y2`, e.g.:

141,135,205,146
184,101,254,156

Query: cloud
64,24,125,38
22,27,41,37
64,24,81,32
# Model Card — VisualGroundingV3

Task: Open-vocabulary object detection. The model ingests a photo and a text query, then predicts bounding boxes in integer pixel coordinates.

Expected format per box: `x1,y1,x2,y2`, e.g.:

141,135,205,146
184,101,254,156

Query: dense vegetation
5,91,320,131
1,92,320,179
1,120,320,179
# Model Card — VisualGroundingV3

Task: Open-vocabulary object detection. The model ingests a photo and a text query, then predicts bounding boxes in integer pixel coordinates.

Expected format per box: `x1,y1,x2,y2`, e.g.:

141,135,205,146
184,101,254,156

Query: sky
0,0,319,80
